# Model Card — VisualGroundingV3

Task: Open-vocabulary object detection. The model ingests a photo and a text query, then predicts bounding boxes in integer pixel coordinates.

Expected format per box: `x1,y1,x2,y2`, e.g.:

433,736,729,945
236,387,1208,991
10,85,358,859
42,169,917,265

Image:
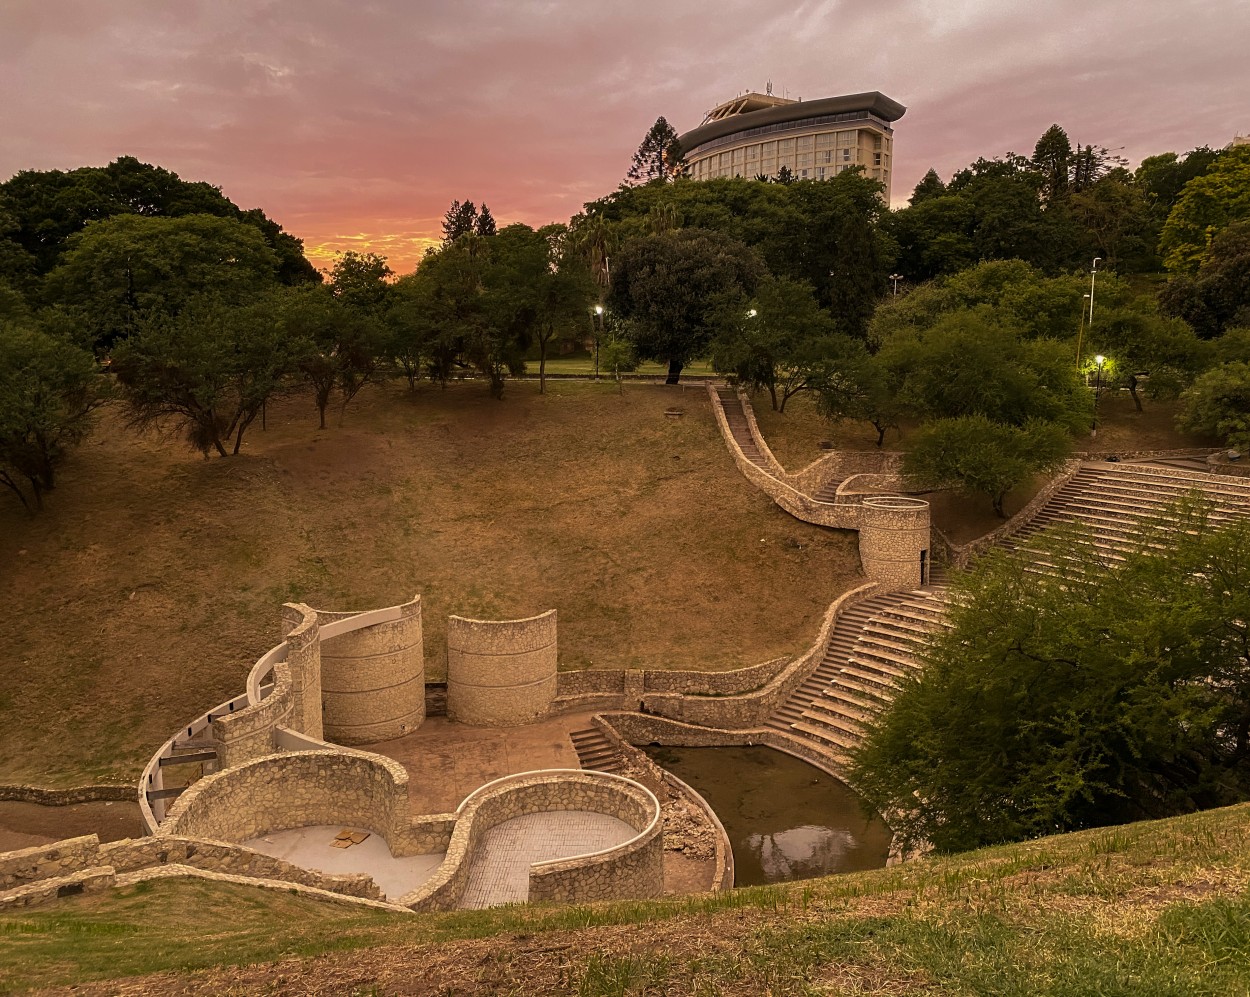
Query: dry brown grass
0,380,859,787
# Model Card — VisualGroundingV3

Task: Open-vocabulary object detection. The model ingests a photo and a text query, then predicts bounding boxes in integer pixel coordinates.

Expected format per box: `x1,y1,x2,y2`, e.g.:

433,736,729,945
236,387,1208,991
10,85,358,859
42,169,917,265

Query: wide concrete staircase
766,589,949,761
766,462,1250,760
1005,463,1250,564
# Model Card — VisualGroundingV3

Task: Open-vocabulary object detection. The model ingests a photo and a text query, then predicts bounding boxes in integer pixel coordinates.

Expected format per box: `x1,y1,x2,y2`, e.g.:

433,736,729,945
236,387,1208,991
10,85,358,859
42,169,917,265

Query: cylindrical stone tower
307,596,425,745
858,496,931,591
446,610,557,727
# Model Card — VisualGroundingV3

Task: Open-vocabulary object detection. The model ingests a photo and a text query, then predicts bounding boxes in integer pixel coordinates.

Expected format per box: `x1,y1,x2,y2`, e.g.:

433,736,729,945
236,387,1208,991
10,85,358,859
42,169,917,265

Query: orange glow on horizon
303,228,443,277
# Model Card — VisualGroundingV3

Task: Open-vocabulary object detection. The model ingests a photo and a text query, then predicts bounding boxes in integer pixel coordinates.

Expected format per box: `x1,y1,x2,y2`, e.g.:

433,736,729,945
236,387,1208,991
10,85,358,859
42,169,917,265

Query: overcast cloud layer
3,0,1247,273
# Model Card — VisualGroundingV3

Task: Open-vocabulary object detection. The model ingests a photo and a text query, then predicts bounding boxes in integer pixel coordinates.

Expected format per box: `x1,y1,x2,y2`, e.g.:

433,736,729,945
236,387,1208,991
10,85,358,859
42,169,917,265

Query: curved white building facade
678,91,905,200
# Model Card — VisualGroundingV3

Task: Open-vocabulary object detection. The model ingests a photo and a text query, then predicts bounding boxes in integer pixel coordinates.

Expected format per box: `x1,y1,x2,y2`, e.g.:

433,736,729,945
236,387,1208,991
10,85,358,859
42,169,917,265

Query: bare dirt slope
0,381,859,787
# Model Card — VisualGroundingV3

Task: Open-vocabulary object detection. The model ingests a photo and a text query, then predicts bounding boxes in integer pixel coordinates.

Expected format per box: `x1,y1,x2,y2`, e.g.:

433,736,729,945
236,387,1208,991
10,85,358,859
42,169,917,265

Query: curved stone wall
858,496,931,591
304,597,425,745
402,769,663,910
447,610,557,727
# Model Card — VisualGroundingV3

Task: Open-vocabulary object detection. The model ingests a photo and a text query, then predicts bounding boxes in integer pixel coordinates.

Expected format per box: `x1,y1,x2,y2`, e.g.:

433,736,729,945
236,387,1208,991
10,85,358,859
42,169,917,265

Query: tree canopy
853,503,1250,853
607,228,765,383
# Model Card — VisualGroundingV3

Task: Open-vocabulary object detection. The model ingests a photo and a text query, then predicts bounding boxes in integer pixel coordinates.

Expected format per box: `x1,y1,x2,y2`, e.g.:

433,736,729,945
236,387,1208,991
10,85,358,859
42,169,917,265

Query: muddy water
643,745,891,886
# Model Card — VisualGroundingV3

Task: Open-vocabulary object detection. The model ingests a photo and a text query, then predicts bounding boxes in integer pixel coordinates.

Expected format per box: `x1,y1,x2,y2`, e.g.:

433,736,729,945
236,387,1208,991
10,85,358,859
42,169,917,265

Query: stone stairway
715,387,769,468
1006,463,1250,564
766,462,1250,761
765,589,949,761
569,727,625,774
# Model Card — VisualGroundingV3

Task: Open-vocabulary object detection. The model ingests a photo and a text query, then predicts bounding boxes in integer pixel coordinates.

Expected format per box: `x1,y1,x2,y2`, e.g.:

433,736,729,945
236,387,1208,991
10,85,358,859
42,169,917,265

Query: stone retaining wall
161,749,450,857
0,835,99,890
401,770,662,910
309,597,425,744
447,611,558,726
0,784,133,804
99,834,384,899
641,583,878,728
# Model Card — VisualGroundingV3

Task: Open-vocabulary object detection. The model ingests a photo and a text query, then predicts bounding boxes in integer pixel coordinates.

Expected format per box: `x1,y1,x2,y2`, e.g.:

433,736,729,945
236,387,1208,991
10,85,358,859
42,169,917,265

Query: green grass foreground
3,803,1249,994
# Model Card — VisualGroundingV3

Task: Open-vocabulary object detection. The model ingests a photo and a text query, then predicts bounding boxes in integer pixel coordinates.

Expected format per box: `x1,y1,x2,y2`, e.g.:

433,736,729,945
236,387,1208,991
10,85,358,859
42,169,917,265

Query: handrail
246,643,289,704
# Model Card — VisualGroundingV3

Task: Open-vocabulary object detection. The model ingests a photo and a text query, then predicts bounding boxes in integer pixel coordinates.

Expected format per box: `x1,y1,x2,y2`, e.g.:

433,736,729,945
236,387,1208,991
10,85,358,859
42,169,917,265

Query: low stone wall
447,611,558,726
99,835,383,900
402,770,662,911
310,597,425,745
788,450,905,497
0,784,133,804
0,835,100,890
212,660,295,769
642,583,878,728
554,656,793,708
835,473,912,502
600,712,853,783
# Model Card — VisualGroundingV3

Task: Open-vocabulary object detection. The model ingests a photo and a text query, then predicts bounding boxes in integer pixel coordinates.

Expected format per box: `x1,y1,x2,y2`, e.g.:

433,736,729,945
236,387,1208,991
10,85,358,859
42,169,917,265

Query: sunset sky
3,0,1247,275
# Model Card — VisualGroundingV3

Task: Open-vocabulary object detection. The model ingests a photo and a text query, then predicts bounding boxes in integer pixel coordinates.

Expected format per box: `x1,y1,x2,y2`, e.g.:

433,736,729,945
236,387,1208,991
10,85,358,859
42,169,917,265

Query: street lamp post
1088,258,1101,327
1075,293,1091,365
592,305,604,380
1092,354,1106,438
889,273,903,298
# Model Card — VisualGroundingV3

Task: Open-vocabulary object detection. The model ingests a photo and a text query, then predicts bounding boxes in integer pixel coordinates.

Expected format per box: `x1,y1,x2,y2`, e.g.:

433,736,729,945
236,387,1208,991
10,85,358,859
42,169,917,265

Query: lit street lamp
889,273,903,298
746,308,758,318
592,305,604,380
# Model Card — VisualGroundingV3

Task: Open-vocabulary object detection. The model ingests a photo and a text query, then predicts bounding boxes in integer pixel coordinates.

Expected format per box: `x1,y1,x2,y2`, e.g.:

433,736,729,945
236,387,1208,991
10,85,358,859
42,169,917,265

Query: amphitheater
4,383,1249,914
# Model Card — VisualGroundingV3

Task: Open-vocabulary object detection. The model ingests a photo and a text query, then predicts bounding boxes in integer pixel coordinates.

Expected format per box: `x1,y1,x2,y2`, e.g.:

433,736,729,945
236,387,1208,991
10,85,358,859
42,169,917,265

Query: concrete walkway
243,825,444,900
458,810,636,909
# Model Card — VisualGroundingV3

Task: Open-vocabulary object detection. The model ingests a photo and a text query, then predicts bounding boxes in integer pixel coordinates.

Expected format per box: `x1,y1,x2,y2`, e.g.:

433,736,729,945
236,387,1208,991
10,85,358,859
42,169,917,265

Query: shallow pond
644,745,892,886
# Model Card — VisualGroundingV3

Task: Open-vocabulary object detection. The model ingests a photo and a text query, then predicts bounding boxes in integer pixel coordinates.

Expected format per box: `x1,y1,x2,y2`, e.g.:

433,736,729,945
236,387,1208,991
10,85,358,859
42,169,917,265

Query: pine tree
910,168,946,205
474,204,497,237
625,116,686,186
775,165,796,185
1032,124,1072,201
442,199,478,243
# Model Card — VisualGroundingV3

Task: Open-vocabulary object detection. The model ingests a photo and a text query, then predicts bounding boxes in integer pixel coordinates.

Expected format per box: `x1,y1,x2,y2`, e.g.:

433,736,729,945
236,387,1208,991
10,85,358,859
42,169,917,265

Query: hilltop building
677,89,905,200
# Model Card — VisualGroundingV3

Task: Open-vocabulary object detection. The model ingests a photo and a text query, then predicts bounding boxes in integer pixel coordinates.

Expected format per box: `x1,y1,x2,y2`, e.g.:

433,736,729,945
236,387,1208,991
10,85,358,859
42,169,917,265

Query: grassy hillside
0,380,859,788
3,803,1248,994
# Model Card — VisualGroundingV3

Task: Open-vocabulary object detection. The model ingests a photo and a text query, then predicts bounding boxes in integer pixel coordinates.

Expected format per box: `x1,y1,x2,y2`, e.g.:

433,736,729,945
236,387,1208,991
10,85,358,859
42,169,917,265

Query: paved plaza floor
457,810,637,909
243,825,445,900
359,711,599,814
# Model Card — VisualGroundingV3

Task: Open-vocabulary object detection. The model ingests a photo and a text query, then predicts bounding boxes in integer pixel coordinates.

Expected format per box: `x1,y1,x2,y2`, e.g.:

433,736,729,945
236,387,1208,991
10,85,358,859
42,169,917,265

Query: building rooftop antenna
766,79,773,96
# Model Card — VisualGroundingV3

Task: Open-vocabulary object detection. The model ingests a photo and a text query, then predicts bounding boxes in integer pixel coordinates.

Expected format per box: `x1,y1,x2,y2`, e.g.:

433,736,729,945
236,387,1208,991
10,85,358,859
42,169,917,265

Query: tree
1087,310,1210,410
43,213,279,351
1176,362,1250,451
1159,145,1250,273
1135,147,1223,212
902,415,1070,516
1070,171,1157,272
624,116,685,186
474,204,497,237
282,285,389,427
442,200,479,243
0,324,105,510
1032,124,1072,202
710,276,839,411
812,342,903,447
0,156,317,282
111,294,303,456
879,310,1091,432
909,168,946,205
328,251,393,314
853,503,1250,853
1158,219,1250,337
482,224,594,394
607,228,765,383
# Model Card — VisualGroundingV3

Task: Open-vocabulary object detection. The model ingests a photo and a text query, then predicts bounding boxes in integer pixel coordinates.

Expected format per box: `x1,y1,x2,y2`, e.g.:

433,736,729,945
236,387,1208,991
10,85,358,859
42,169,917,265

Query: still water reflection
644,745,892,886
